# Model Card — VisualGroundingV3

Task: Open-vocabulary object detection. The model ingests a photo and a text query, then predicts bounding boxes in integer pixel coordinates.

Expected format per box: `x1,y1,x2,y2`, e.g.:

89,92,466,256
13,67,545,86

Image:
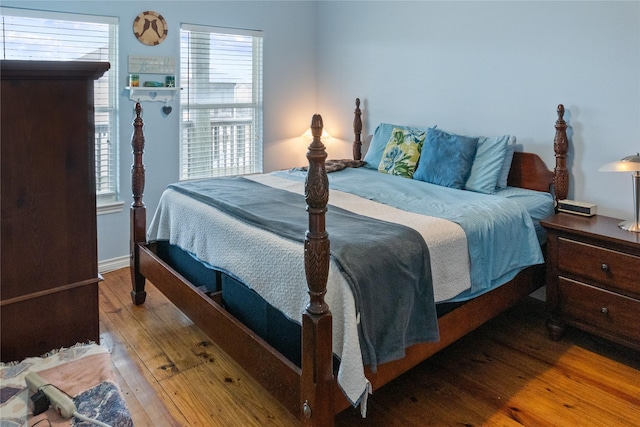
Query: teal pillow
363,123,427,169
378,127,425,178
497,136,517,189
413,128,479,189
464,134,511,194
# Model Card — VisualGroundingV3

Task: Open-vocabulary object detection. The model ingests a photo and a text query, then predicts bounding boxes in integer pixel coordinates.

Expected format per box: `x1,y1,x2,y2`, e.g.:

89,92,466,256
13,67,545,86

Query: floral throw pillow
378,127,426,177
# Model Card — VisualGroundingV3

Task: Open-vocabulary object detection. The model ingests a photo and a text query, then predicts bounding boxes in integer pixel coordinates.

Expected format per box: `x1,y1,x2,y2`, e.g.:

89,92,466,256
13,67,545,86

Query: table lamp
599,153,640,232
303,128,331,140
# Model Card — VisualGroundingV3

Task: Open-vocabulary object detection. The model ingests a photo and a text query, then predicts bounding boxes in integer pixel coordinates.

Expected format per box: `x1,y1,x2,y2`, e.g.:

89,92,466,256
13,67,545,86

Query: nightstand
541,213,640,350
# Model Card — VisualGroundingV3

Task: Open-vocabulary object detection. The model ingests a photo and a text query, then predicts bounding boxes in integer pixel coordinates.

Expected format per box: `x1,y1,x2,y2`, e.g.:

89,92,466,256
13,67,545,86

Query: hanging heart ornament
162,105,172,115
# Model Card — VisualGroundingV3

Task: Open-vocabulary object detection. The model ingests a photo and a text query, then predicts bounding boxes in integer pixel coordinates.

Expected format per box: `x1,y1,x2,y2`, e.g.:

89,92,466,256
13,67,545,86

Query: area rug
0,343,133,427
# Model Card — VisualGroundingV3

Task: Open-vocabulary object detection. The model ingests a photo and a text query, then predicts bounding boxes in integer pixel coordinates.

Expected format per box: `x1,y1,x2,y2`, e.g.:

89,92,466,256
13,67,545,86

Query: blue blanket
169,177,439,369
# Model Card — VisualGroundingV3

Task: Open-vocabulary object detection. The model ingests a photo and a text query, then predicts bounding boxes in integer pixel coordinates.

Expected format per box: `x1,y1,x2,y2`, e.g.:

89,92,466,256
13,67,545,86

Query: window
0,8,119,209
180,24,263,180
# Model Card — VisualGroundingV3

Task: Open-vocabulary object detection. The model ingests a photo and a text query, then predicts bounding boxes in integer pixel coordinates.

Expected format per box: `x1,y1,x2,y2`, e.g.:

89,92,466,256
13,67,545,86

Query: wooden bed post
130,102,147,305
301,114,334,426
553,104,569,203
353,98,363,161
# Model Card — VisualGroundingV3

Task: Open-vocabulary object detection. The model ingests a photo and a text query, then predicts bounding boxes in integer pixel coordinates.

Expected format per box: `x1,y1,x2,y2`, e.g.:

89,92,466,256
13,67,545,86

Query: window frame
179,23,263,181
0,7,121,212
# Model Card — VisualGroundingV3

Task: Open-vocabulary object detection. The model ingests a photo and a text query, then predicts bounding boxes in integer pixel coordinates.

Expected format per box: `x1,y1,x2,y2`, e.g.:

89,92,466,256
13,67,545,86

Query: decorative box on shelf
127,55,179,103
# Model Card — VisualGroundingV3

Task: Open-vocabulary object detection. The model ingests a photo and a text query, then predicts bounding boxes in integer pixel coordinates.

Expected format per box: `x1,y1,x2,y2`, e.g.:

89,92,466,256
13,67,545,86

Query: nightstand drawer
558,237,640,298
558,277,640,344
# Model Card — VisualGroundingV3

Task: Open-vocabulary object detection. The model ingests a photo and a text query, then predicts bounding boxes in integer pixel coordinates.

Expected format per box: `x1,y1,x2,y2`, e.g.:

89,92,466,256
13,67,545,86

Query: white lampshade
599,153,640,172
302,128,331,140
599,152,640,232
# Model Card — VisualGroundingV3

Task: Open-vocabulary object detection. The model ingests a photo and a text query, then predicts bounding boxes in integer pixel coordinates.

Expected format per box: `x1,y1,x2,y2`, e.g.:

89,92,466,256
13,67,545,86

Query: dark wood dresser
541,213,640,350
1,60,110,362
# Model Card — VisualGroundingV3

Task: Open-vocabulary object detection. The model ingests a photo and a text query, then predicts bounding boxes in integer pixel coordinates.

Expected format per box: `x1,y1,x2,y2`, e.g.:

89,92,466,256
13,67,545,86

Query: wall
4,1,640,267
2,0,319,267
315,1,640,223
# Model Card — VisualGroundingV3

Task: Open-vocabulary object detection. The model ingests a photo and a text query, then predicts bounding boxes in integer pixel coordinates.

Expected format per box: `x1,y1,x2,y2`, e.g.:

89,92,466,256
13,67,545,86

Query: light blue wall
2,0,319,265
4,1,640,266
316,1,640,224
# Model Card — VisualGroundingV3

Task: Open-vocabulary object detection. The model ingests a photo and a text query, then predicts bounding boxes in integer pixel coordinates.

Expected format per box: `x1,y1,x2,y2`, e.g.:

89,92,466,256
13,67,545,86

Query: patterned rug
0,343,133,427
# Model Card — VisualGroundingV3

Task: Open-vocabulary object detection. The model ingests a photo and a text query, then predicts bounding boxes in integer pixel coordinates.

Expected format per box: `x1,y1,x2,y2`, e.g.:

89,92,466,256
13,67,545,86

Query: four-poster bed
129,99,569,426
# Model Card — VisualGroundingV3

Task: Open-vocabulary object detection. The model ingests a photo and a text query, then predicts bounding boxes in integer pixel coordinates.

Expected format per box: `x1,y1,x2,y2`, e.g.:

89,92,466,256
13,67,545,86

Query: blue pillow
464,134,511,194
413,128,479,189
363,123,427,169
497,136,517,189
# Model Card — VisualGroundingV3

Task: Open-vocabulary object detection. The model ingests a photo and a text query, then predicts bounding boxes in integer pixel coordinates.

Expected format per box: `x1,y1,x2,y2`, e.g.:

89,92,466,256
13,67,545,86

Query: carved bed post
301,114,334,426
553,104,569,203
353,98,363,161
130,102,147,305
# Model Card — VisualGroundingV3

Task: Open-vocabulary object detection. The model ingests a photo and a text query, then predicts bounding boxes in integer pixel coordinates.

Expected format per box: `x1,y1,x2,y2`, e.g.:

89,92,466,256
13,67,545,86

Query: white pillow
497,136,517,189
464,134,511,194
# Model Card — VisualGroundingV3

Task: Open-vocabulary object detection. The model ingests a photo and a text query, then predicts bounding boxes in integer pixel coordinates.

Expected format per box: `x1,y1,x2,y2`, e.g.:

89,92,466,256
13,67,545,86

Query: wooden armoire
1,60,110,362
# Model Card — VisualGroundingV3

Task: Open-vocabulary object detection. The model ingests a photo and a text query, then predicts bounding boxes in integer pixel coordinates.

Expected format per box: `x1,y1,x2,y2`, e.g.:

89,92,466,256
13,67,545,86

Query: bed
129,99,569,426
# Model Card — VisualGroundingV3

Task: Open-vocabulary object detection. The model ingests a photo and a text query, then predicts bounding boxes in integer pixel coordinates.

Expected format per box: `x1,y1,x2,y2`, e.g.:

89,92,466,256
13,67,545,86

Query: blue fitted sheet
494,186,556,243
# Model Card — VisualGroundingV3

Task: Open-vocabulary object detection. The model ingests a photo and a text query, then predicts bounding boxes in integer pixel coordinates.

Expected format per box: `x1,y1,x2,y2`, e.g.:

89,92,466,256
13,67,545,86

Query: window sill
97,200,125,215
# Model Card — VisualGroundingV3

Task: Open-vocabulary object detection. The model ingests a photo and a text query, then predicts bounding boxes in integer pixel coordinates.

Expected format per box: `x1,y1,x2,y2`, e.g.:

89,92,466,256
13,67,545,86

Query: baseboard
99,256,129,274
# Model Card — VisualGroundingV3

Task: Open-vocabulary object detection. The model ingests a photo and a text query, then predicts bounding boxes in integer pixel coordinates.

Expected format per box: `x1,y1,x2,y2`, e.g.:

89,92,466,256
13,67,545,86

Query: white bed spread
147,173,471,413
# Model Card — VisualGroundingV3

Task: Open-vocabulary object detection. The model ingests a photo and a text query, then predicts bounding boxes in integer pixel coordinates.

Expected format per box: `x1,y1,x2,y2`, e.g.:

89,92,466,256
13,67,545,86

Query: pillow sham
497,136,517,189
363,123,427,169
378,127,426,177
413,128,479,189
464,134,512,194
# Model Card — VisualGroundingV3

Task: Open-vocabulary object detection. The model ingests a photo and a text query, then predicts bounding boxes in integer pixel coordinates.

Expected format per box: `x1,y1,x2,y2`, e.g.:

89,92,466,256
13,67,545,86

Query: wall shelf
126,86,181,103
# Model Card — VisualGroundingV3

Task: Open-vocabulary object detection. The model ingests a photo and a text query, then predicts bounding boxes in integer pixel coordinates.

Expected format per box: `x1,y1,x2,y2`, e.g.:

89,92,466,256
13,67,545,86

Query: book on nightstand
557,199,597,216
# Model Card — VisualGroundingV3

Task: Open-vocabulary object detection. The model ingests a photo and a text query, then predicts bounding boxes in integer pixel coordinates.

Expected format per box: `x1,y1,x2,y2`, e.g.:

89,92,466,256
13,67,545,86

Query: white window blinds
180,24,263,180
0,8,119,206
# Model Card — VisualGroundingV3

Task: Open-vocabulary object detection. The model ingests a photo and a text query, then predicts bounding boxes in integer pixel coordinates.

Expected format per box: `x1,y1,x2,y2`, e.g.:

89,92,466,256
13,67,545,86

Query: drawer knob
601,263,610,272
600,307,609,315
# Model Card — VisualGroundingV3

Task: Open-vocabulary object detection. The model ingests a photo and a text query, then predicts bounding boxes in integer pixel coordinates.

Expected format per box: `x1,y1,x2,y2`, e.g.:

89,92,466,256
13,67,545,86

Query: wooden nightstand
541,213,640,350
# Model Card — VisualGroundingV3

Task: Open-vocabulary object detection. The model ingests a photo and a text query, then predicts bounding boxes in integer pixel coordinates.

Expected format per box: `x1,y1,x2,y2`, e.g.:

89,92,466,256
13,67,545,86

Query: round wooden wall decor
133,11,168,46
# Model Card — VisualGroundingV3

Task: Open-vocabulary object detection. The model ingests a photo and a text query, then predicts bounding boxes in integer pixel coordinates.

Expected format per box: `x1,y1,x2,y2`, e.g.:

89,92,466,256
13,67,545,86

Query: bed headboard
507,104,568,202
351,99,569,203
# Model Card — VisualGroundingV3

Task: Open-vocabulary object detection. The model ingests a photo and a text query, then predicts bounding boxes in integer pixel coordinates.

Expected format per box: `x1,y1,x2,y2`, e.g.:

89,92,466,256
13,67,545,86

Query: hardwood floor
99,268,640,426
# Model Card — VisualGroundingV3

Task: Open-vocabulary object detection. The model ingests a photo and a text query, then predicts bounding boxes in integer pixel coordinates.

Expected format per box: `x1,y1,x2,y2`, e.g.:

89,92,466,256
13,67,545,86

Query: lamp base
618,220,640,232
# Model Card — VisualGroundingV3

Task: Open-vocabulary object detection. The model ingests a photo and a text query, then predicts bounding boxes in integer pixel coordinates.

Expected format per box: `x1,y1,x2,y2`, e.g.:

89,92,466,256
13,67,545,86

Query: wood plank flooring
99,268,640,426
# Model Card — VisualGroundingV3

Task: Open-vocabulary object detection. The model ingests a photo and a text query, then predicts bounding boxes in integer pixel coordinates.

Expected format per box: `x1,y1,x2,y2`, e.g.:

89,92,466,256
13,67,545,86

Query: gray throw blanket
169,177,439,370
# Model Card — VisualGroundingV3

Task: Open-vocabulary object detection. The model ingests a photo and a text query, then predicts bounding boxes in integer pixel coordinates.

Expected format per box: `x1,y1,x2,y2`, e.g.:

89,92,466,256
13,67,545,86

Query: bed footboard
130,102,147,305
128,106,335,425
301,114,334,426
